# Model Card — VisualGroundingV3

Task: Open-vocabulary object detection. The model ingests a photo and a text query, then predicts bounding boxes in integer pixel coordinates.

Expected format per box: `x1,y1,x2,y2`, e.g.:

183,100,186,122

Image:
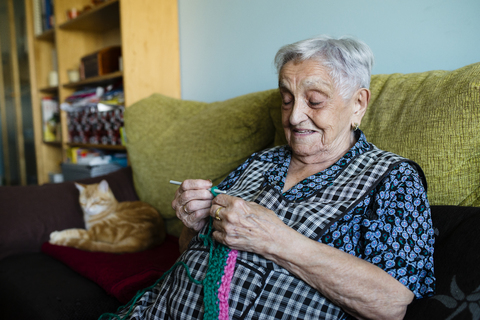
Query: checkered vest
130,145,423,320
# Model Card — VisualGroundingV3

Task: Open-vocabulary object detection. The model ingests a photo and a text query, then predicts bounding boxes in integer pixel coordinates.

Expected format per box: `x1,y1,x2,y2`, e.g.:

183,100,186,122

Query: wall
178,0,480,102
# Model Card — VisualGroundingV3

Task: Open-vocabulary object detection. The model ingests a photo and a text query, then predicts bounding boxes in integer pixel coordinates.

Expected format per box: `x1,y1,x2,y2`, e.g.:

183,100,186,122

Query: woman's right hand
171,179,215,231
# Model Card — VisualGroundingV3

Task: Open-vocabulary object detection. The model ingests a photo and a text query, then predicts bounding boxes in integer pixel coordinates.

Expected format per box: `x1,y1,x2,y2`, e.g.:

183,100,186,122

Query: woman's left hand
210,194,290,256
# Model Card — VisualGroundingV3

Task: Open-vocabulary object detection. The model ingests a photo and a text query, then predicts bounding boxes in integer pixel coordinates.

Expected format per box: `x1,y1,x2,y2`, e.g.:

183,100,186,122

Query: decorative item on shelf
48,70,58,87
80,46,122,80
48,172,64,183
67,69,80,83
66,0,107,21
61,83,125,146
41,96,60,142
80,5,93,14
66,7,78,20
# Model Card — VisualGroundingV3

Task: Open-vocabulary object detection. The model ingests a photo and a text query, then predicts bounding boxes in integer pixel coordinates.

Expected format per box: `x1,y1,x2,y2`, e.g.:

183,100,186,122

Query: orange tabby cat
49,179,165,253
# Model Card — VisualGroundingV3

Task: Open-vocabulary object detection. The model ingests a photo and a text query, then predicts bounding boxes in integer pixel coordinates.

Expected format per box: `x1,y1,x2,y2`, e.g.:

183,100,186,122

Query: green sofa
0,62,479,319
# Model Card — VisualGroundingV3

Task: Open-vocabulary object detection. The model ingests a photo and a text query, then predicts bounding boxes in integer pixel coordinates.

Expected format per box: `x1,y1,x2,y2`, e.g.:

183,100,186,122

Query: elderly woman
117,35,435,320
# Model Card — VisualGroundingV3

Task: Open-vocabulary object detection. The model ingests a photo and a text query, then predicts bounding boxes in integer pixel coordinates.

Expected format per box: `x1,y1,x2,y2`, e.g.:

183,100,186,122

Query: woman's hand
210,195,413,320
171,179,214,232
209,194,290,256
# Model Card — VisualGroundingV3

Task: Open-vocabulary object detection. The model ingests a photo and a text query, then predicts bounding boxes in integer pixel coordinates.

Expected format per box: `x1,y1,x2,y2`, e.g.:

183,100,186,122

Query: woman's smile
293,128,317,135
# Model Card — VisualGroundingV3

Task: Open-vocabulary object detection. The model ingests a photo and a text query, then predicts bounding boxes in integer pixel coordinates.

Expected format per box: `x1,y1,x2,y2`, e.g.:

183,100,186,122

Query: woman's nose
289,101,308,125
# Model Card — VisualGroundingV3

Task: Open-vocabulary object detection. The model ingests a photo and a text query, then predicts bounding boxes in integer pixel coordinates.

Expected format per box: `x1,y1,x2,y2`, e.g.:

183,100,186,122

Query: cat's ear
75,183,85,193
98,180,110,193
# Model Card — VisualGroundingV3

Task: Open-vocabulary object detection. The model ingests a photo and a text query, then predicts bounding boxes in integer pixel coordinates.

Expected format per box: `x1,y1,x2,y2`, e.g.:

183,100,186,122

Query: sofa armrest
0,167,138,260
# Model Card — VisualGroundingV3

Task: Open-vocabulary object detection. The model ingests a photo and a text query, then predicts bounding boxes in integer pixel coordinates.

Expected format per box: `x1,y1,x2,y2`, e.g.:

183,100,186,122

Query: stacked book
32,0,55,35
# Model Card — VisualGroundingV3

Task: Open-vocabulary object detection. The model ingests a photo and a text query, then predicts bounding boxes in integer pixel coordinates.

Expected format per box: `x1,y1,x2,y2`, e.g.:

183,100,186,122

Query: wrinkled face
279,59,358,162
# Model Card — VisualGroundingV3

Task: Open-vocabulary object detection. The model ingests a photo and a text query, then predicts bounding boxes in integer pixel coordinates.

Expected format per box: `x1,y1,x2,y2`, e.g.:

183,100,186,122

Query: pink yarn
218,249,238,320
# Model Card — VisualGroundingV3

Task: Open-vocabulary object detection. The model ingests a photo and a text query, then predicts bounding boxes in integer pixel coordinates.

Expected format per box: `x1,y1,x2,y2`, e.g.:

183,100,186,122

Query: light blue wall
178,0,480,102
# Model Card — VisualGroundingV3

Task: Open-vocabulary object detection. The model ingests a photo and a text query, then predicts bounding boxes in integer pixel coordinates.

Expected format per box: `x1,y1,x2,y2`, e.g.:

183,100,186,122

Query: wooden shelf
59,0,120,32
67,143,126,151
62,71,123,89
26,0,180,185
36,28,55,42
39,86,59,94
44,140,62,146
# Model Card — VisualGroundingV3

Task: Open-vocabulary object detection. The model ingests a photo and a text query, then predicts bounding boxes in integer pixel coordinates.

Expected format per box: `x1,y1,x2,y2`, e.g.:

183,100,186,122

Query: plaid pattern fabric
118,145,416,320
228,144,417,241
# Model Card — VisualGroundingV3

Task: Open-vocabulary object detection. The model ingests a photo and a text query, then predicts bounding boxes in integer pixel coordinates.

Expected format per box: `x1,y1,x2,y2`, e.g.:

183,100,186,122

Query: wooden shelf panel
67,143,126,150
39,86,59,94
59,0,120,32
44,140,62,146
63,71,123,88
36,28,55,42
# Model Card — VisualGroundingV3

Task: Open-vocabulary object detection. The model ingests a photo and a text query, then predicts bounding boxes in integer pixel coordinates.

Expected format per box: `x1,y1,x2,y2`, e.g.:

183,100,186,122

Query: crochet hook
169,180,227,196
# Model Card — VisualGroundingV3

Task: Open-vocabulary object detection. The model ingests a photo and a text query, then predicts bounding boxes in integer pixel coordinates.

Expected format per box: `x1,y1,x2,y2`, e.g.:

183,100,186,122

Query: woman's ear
353,88,370,124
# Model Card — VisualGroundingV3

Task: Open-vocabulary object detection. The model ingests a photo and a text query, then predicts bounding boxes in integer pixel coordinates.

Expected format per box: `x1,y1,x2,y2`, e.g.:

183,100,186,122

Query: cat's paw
49,230,64,244
49,229,89,245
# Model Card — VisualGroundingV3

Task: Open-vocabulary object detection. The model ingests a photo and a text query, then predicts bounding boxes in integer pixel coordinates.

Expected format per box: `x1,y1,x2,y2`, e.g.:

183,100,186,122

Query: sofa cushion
0,167,138,261
363,62,480,206
41,235,180,304
125,91,278,236
405,205,480,319
0,253,122,320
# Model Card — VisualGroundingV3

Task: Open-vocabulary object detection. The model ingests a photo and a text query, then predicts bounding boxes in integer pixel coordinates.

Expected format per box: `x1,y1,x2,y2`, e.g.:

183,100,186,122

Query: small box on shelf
80,46,122,80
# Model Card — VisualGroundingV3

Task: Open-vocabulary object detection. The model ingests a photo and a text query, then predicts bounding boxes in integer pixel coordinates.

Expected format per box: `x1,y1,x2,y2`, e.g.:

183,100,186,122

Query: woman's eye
281,95,293,106
309,101,323,107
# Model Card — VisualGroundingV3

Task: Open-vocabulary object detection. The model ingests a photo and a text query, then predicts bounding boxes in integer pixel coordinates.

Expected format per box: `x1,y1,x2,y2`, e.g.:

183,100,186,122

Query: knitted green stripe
203,243,230,320
200,217,231,320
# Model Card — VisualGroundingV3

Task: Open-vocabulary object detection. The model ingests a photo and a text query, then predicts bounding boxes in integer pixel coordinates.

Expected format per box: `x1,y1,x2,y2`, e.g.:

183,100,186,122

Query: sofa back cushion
362,62,480,206
125,91,278,236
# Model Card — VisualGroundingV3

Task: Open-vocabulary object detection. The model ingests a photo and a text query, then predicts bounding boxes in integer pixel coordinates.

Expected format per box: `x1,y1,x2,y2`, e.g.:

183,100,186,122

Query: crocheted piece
200,219,239,320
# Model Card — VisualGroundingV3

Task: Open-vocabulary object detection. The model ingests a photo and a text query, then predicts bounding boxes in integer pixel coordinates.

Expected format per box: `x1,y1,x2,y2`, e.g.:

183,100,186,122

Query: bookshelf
25,0,181,184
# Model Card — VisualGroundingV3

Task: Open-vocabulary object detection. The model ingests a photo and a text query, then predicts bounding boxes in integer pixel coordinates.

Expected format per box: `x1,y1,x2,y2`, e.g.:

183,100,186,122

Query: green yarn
203,243,230,319
199,217,231,320
99,217,231,320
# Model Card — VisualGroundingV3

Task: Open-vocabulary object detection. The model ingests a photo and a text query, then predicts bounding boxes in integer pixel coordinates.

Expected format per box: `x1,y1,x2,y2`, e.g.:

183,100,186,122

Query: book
41,97,60,142
41,0,54,31
32,0,43,35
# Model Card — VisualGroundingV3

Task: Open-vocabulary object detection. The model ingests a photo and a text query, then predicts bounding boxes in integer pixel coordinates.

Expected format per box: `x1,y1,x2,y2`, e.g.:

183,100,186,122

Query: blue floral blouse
218,131,436,299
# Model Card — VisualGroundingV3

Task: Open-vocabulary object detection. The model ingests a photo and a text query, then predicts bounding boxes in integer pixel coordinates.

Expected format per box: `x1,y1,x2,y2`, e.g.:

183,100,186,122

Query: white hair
274,35,374,99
